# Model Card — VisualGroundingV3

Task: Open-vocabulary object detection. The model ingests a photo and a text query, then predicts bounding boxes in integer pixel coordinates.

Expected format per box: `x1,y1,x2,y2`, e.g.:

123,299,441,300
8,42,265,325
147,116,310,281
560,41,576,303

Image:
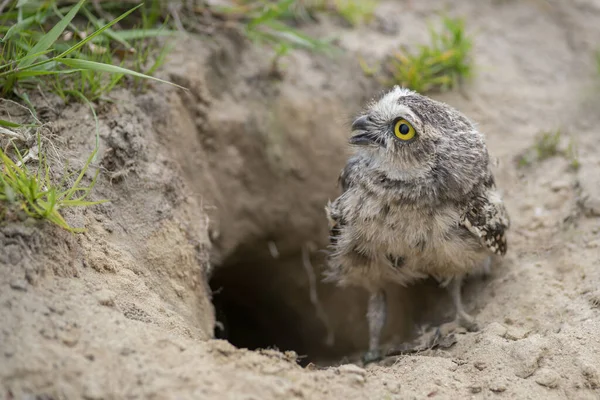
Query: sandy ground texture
3,0,600,399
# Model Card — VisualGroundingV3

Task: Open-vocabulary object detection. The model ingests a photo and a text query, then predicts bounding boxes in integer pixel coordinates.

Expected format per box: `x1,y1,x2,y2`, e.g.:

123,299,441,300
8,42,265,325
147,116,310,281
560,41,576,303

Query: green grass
331,0,377,26
516,130,560,168
215,0,346,75
384,16,473,93
0,0,180,103
515,129,580,170
233,0,377,26
238,0,335,74
0,0,368,230
290,0,377,26
565,140,580,171
0,96,106,232
0,132,106,232
0,0,183,231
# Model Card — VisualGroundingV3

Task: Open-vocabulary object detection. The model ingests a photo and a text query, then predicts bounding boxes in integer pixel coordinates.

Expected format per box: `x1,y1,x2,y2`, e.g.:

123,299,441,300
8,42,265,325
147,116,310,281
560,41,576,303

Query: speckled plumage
324,86,509,362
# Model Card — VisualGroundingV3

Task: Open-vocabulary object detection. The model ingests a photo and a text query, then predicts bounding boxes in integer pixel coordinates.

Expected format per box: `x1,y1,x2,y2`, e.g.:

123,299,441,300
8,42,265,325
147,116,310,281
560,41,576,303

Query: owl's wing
337,156,359,192
460,176,510,256
325,158,359,246
325,199,344,247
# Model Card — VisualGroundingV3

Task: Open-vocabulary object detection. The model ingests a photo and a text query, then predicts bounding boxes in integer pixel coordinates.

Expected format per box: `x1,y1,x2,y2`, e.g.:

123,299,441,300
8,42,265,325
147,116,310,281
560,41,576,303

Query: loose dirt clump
3,1,600,399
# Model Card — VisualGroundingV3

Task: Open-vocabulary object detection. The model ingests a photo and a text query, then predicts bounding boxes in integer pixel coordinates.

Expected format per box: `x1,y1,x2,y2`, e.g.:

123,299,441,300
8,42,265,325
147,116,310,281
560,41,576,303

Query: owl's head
349,86,488,185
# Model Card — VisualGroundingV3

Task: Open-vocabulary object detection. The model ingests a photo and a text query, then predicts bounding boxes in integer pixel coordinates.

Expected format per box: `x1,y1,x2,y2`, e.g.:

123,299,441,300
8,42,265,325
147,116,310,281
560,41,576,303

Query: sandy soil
2,0,600,399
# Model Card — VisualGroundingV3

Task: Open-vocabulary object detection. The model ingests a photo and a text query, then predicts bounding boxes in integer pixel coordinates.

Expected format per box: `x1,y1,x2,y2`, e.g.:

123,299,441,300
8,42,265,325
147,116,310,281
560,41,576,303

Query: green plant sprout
385,16,473,93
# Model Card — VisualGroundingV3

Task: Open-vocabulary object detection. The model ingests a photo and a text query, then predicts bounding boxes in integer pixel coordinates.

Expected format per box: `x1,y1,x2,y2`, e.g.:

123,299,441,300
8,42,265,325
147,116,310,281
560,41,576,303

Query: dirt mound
3,0,600,399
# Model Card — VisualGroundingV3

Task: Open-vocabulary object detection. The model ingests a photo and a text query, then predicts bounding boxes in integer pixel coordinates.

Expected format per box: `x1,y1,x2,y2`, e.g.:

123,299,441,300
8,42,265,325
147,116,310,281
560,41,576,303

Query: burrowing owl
325,86,509,363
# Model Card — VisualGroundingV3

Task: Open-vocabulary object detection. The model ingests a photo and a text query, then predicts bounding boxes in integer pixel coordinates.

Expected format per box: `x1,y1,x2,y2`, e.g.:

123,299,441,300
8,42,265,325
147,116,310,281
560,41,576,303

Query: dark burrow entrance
209,239,335,365
208,238,464,366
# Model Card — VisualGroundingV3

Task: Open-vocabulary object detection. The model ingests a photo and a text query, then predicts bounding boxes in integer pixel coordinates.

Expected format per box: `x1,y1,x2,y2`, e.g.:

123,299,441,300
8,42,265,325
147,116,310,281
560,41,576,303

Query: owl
325,86,509,362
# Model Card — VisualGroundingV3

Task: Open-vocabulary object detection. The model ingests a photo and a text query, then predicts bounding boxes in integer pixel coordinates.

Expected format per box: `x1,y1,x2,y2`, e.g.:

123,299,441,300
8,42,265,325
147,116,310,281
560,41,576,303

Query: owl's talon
459,317,480,332
456,309,479,332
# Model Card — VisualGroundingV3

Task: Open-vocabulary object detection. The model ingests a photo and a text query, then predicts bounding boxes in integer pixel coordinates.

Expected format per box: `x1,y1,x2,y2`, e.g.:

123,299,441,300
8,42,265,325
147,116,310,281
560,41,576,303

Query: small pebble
337,364,366,377
9,279,28,291
347,374,366,386
580,363,600,389
489,382,507,393
374,14,400,35
120,347,134,356
335,364,367,385
60,330,80,347
586,239,600,249
24,266,38,285
262,365,283,375
210,339,236,356
305,363,317,371
283,350,298,363
470,386,482,394
474,361,487,371
94,289,116,307
505,327,529,341
535,368,560,388
550,180,569,192
83,381,104,400
48,304,65,315
486,322,507,338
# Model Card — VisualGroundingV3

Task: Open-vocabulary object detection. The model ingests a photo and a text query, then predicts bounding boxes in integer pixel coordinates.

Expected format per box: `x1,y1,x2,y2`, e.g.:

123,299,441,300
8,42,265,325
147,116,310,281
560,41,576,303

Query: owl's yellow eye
393,119,416,141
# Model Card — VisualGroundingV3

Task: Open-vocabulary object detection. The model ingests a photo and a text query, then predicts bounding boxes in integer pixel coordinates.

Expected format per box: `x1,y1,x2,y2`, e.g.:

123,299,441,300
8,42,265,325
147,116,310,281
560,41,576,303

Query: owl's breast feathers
327,160,509,258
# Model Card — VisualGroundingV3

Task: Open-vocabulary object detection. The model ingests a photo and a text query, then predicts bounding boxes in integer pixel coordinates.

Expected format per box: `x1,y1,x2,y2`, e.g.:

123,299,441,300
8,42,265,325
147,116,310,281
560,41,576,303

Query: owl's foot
457,312,479,332
428,308,479,341
430,327,458,349
448,276,480,332
406,325,458,352
362,349,383,365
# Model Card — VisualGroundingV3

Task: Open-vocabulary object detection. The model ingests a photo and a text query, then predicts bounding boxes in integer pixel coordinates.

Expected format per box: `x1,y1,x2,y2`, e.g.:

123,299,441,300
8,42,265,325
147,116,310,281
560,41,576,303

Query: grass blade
56,3,143,59
18,0,86,68
0,119,23,128
110,29,180,41
0,50,54,74
13,69,81,78
80,6,132,50
57,58,187,90
248,0,294,29
2,15,37,43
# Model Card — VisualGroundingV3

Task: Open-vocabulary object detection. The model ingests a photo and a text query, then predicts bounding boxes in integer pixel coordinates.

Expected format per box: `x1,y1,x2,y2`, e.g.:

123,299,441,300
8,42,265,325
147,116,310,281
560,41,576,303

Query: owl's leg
362,289,387,364
481,256,492,276
449,276,479,332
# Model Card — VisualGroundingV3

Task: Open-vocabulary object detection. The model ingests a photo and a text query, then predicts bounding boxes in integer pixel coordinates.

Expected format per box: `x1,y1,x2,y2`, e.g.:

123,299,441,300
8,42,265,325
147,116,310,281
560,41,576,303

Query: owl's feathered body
324,86,509,362
325,149,509,291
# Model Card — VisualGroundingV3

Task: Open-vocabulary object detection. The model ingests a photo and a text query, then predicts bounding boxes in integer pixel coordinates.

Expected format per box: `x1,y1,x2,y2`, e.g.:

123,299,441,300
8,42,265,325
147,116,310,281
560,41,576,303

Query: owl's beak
351,115,370,131
350,115,378,146
349,133,378,146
